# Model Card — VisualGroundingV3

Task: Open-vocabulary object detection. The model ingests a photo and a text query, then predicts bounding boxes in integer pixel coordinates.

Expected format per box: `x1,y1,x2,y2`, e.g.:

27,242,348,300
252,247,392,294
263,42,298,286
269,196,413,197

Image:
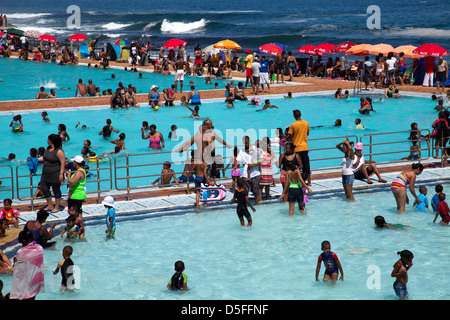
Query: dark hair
66,215,76,223
439,192,446,202
412,163,424,172
3,198,12,205
174,260,185,272
293,109,301,119
47,134,62,150
397,250,414,269
374,215,386,227
435,184,443,193
321,240,330,248
150,124,157,130
30,147,38,157
237,177,245,188
18,229,34,245
36,208,49,223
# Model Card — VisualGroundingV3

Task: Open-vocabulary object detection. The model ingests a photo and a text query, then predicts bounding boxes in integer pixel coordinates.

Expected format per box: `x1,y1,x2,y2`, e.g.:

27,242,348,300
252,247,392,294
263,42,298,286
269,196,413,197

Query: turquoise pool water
0,94,439,199
0,58,229,101
1,183,449,300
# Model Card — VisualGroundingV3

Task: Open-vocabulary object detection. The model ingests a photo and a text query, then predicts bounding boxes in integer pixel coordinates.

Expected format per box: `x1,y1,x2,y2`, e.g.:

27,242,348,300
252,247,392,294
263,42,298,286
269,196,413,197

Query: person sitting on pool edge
352,142,387,184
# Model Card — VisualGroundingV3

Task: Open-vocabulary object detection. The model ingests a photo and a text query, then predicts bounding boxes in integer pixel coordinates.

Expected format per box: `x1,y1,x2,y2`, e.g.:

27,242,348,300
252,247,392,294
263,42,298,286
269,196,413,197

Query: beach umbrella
334,42,356,53
413,43,449,57
258,43,283,56
114,39,129,46
37,34,57,43
362,43,395,56
162,38,187,50
24,30,42,38
69,33,88,42
296,45,323,56
345,43,371,56
393,45,423,58
315,43,336,54
5,28,24,36
213,39,241,50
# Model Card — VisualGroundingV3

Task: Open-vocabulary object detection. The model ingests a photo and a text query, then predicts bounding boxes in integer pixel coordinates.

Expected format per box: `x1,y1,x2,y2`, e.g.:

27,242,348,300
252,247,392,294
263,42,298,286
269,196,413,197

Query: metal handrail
0,129,444,203
15,157,113,210
0,165,14,200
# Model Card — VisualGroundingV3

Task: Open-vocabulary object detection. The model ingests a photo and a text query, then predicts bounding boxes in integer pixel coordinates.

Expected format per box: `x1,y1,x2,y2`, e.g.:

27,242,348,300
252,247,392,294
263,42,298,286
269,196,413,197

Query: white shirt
251,62,261,77
386,58,396,71
353,155,365,172
342,156,356,175
237,148,261,178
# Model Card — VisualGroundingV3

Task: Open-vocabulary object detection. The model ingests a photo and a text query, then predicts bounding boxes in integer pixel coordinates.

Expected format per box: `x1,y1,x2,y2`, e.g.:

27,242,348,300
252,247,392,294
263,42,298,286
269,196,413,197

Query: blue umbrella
257,42,287,55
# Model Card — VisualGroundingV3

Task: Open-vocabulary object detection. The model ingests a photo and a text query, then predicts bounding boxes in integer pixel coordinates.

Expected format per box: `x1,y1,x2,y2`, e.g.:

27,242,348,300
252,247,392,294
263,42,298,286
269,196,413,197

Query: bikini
390,172,411,191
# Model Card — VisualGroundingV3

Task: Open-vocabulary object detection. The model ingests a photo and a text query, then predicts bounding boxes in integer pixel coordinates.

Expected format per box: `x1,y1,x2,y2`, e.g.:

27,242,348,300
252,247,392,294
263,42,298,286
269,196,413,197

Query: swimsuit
149,134,162,149
390,172,411,191
190,90,201,105
318,252,340,276
287,173,304,204
230,158,242,177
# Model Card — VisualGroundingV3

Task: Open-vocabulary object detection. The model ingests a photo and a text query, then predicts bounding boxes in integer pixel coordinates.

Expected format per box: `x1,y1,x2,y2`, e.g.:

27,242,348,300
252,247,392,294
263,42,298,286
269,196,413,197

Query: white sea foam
101,22,132,30
20,26,65,34
160,19,208,34
383,27,450,38
143,22,157,31
6,13,52,19
104,33,126,38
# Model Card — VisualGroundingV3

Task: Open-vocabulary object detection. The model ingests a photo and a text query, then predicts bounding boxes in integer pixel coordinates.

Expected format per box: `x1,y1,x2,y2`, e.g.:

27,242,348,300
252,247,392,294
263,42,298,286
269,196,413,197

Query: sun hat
102,196,115,207
150,85,159,90
71,155,84,164
354,142,364,150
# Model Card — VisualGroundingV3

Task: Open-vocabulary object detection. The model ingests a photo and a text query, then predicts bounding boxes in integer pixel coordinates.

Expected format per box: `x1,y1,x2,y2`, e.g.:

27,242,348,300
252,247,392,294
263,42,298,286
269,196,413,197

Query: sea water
1,184,449,300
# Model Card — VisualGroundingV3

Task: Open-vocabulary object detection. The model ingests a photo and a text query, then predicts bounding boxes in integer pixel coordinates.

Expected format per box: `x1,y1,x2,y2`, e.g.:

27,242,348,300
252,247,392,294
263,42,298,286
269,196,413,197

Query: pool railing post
95,158,101,203
126,154,130,200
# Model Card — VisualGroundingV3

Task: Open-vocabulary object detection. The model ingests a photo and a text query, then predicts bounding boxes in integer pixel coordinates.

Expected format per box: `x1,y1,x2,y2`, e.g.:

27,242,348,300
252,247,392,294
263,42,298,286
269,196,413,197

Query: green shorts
107,226,116,238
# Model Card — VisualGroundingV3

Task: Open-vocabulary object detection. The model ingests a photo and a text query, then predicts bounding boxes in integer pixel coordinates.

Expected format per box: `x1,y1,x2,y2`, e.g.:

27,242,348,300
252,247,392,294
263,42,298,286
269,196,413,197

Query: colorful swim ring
199,183,227,203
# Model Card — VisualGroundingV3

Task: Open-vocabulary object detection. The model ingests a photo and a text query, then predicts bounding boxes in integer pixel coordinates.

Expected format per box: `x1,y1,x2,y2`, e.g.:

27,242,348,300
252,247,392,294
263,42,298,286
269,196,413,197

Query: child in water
431,184,443,211
315,240,344,282
391,250,414,299
102,196,116,239
414,186,429,211
232,177,255,227
167,260,188,290
60,215,81,242
433,192,450,225
374,216,406,229
53,246,75,291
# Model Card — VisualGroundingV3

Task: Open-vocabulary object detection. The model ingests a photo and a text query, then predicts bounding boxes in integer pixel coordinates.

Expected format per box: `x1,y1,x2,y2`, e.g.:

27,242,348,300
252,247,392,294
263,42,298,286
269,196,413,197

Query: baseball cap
71,155,84,163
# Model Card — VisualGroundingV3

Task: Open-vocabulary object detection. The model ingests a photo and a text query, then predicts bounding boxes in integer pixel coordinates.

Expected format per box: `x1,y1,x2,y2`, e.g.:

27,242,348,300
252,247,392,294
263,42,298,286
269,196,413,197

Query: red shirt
424,56,435,73
437,201,450,223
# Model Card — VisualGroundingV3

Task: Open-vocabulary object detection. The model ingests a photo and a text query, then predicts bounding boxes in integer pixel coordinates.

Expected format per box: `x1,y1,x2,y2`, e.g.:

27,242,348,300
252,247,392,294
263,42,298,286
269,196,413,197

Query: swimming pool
0,58,230,101
0,93,439,200
1,180,449,300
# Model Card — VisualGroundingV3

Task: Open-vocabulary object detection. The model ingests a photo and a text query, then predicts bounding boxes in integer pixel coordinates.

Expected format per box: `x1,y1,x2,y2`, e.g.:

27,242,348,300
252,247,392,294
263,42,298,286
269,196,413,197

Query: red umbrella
334,42,357,54
37,34,57,43
315,43,336,54
68,34,88,42
413,43,449,57
162,38,187,50
296,45,324,56
258,43,283,56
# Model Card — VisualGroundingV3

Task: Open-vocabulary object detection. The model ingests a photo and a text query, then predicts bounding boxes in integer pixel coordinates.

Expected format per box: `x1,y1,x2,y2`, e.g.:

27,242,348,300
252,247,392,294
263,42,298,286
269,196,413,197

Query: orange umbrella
213,39,241,50
345,43,371,56
393,45,423,58
362,43,395,56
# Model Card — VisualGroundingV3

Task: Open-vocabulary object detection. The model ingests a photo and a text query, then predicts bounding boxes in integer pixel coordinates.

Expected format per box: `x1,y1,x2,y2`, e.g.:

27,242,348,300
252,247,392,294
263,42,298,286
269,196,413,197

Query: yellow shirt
288,120,310,152
245,54,253,69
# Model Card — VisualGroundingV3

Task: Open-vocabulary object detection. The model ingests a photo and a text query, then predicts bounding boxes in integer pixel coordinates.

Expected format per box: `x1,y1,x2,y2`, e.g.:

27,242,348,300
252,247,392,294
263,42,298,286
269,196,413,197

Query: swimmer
9,115,23,133
110,133,126,150
334,119,342,127
41,112,50,123
433,192,450,225
99,119,119,138
284,92,292,99
256,99,279,112
355,118,365,130
184,104,200,118
58,124,70,142
374,216,406,229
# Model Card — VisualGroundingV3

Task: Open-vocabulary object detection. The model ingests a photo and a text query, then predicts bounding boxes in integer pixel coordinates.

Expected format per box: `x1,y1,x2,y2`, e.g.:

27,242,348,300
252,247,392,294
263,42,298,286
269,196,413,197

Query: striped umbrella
24,30,42,38
114,39,130,46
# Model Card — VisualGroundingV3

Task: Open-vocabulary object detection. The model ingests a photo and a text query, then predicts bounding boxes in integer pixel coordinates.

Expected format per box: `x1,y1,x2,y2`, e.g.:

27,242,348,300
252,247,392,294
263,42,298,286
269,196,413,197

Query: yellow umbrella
345,43,371,56
393,45,423,58
362,43,395,56
213,39,241,50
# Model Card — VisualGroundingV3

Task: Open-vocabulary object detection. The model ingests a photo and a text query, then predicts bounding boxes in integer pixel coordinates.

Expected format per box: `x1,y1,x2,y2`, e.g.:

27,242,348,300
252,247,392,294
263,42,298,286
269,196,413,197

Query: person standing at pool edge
287,110,311,185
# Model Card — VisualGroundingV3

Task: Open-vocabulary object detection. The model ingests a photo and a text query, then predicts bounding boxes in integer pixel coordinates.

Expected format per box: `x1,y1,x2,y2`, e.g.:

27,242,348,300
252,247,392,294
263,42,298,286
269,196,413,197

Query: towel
10,241,45,300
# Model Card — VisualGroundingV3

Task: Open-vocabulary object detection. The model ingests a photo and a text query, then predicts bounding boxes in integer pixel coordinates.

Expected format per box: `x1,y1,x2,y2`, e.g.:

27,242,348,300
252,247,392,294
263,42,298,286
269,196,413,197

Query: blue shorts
195,176,206,189
324,269,339,276
178,175,194,183
393,282,408,298
342,174,354,185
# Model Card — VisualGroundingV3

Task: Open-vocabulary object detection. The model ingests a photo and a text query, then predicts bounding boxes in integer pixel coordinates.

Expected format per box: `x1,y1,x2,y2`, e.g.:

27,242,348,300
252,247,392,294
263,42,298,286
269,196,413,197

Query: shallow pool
0,94,439,199
0,58,229,101
1,181,449,300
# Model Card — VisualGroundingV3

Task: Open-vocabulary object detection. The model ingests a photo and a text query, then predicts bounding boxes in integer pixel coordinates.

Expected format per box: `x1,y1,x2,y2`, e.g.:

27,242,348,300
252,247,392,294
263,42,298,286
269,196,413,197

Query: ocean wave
20,26,66,35
6,13,52,19
143,22,158,31
101,22,133,30
160,19,208,34
382,27,450,38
